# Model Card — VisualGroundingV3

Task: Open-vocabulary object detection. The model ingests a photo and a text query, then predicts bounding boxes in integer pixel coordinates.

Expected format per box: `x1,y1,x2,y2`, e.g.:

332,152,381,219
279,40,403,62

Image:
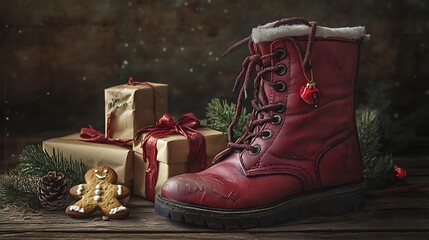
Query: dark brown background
1,0,428,169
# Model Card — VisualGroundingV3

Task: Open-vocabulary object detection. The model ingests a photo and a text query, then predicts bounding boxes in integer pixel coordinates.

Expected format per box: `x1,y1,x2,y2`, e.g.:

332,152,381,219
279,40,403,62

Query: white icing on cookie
69,205,85,213
95,189,101,195
95,173,106,179
109,205,127,215
95,169,107,179
77,184,84,195
96,184,101,190
117,185,122,195
94,195,101,202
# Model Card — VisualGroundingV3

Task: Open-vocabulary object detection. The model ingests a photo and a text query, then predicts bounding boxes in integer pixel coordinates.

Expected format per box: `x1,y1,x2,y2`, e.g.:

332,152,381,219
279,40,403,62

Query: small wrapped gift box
43,133,134,185
105,78,168,142
133,114,227,200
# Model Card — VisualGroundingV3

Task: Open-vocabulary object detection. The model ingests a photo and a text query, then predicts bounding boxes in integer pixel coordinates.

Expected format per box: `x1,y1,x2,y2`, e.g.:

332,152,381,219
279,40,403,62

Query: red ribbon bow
80,125,131,146
136,113,207,201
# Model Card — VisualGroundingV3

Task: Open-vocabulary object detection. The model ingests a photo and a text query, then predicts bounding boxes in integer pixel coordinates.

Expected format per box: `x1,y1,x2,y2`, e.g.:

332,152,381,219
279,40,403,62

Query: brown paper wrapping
133,127,227,198
42,133,134,185
133,127,227,164
105,82,168,142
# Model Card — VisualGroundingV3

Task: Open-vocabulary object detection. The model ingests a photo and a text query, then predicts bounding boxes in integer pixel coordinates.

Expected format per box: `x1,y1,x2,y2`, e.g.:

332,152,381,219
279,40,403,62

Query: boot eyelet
262,129,273,140
275,49,287,60
276,64,287,76
271,115,282,125
274,81,286,92
250,144,261,155
276,102,286,113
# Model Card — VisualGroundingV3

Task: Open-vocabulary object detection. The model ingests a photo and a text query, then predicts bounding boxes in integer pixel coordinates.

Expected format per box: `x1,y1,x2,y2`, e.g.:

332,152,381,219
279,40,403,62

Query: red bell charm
300,82,320,107
394,165,407,180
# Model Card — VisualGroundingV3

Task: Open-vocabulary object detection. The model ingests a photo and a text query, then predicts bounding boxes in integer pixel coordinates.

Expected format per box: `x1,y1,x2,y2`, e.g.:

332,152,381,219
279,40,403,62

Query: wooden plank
0,191,428,233
0,232,428,240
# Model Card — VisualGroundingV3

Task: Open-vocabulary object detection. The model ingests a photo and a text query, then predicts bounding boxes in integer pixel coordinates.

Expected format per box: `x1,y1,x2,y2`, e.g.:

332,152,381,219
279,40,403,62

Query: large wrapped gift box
133,127,227,198
105,82,168,142
43,133,134,185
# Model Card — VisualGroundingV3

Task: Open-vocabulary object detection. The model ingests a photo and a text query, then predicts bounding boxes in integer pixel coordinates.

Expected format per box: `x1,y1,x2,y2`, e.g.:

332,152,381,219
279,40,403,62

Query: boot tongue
255,42,275,105
255,42,272,60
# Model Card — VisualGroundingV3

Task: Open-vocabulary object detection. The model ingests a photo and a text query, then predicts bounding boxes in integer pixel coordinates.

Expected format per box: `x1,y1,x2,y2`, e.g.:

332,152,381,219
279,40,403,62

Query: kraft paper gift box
43,133,134,185
105,81,168,142
133,127,227,199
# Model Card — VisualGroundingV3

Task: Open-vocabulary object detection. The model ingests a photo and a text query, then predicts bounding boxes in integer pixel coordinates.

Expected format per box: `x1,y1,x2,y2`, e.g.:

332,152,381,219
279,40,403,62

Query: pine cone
37,171,69,210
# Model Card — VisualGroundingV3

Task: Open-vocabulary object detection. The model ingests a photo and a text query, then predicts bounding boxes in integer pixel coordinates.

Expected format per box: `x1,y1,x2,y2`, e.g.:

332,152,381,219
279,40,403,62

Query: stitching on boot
315,131,354,187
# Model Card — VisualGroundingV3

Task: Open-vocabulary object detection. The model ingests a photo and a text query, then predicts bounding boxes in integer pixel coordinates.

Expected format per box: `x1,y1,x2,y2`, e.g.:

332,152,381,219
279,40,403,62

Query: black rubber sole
155,180,366,229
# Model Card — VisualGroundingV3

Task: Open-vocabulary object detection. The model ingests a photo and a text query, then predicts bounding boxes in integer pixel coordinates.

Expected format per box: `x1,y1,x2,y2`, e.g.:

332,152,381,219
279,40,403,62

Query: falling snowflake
189,68,194,73
162,47,167,52
180,47,185,51
208,51,213,56
124,43,129,47
123,60,128,65
46,92,50,95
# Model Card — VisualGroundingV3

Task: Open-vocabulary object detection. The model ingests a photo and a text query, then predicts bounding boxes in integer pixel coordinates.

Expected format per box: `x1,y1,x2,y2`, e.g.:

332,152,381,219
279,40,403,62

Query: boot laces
224,39,281,153
224,17,317,154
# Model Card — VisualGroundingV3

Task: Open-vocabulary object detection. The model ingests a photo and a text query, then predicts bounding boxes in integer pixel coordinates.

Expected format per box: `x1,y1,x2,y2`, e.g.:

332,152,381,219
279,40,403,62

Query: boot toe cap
161,173,239,208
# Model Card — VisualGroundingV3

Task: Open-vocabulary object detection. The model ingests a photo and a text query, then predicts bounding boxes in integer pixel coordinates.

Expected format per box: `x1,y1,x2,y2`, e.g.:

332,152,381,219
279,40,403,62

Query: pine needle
17,145,87,187
205,98,250,140
356,108,393,189
0,145,88,209
0,172,40,209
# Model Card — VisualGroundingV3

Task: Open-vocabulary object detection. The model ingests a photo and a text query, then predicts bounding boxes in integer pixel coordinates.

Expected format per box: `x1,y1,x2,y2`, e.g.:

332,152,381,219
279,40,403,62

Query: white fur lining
251,20,370,44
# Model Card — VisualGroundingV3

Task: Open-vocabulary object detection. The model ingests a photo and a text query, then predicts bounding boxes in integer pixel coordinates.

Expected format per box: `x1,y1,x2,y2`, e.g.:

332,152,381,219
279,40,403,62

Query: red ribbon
135,113,207,201
80,125,132,146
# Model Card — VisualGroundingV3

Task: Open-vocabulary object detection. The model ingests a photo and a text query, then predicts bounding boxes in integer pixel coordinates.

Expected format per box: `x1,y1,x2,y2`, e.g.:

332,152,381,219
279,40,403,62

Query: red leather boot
155,18,370,228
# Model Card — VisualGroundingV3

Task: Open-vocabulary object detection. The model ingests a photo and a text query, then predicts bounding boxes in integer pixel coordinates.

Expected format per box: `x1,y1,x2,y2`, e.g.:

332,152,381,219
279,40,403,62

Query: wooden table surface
0,154,428,240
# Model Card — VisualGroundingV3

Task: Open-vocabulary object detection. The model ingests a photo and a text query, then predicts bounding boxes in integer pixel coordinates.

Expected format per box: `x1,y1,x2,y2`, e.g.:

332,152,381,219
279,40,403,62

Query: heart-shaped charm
300,83,320,107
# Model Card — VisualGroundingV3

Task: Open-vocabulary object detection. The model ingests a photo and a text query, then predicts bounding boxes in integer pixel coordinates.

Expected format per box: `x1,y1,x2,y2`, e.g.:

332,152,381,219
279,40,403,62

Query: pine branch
356,108,393,189
0,172,40,209
17,145,87,187
205,98,250,140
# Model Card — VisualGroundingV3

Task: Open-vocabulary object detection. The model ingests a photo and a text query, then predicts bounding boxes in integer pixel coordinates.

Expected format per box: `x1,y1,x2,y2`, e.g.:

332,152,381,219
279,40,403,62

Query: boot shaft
235,20,368,189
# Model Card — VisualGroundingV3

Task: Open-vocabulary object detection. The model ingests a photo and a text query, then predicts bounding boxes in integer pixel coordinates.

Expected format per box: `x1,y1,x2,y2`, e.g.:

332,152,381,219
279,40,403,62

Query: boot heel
318,190,365,216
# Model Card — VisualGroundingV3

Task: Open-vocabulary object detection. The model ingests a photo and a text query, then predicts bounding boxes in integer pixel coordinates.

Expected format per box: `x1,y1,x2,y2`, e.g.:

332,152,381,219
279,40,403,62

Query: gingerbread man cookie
66,166,130,219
